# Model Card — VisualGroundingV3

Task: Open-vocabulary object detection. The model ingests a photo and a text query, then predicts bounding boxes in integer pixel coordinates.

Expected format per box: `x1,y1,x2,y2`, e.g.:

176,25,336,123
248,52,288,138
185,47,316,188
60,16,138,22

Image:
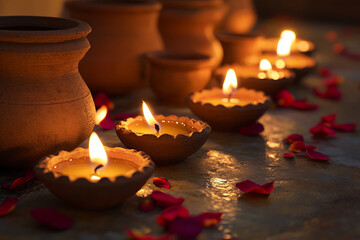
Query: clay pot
66,0,164,95
147,51,215,104
159,0,224,66
0,16,95,168
217,32,263,65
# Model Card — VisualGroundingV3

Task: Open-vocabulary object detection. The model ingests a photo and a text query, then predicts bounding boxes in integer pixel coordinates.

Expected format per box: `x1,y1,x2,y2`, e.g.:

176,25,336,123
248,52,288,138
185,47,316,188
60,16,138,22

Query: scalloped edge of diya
115,115,211,165
187,88,272,131
34,147,154,210
214,64,295,95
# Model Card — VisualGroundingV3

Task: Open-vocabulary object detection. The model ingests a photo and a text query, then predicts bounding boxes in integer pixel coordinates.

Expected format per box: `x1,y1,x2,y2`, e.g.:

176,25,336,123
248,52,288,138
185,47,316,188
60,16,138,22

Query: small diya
214,59,294,95
116,101,211,165
34,132,154,210
187,69,271,131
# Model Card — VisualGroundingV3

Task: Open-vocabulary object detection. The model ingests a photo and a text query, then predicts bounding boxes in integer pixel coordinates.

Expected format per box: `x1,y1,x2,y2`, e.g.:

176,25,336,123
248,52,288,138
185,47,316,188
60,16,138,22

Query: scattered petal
310,124,337,137
153,177,171,189
317,67,333,77
284,134,304,144
332,42,346,55
0,198,18,216
94,92,114,110
283,152,294,158
288,141,306,152
30,208,73,230
139,199,155,212
151,190,184,208
4,169,36,190
321,113,337,123
236,180,274,195
99,113,116,130
113,112,139,120
274,89,294,107
124,227,172,240
238,122,264,136
313,85,342,100
194,212,222,228
292,100,319,110
168,217,203,240
331,123,356,132
324,76,343,86
157,205,189,227
306,148,330,161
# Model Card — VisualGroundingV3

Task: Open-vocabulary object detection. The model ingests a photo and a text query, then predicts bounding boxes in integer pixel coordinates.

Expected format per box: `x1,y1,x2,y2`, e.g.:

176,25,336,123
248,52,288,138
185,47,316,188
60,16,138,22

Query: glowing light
142,101,160,133
95,105,107,125
270,71,280,80
222,69,238,96
275,59,286,69
258,72,267,79
259,59,272,71
297,40,310,52
277,38,292,57
89,132,108,168
280,30,296,42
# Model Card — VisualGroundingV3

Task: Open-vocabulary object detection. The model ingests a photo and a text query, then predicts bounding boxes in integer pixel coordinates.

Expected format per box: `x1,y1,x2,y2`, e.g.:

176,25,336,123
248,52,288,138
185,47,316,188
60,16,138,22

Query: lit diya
115,101,211,165
34,132,154,210
261,30,315,56
187,69,271,131
214,59,294,95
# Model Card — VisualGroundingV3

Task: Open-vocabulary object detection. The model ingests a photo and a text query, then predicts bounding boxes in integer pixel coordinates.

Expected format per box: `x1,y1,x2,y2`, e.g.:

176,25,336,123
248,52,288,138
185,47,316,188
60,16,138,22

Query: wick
94,164,104,174
155,124,160,134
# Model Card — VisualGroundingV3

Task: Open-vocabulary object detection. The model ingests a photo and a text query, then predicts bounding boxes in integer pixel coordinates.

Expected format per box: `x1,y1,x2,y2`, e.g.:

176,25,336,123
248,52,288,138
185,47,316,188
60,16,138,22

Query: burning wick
155,124,160,134
94,164,104,174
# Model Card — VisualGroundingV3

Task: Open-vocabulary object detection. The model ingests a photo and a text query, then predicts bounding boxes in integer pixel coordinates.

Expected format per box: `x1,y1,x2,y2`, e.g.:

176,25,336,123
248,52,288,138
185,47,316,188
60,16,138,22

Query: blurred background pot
0,16,95,168
66,0,164,95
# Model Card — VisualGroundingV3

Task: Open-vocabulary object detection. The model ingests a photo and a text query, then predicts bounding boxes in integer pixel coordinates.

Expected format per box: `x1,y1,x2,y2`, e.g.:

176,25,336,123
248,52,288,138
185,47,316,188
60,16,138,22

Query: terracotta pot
147,51,215,104
66,0,164,95
159,0,224,66
0,16,95,168
217,32,263,65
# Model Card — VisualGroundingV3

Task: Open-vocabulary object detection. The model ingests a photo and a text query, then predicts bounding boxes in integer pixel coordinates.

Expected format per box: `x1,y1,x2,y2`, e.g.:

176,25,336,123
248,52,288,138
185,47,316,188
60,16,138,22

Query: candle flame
277,38,292,57
280,30,296,42
142,101,160,133
259,59,272,71
89,132,108,168
95,105,107,125
222,69,238,96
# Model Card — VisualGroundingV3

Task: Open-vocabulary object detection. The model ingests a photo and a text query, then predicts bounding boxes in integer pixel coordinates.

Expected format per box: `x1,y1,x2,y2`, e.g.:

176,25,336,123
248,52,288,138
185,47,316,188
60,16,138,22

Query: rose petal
310,124,337,137
30,208,73,230
4,169,36,190
0,198,18,216
288,141,306,152
292,100,319,110
194,212,222,228
124,227,172,240
321,113,337,123
305,145,317,150
238,122,264,136
306,148,330,161
284,152,295,158
99,113,115,130
139,199,155,212
153,177,171,189
324,76,343,86
156,205,189,226
94,92,114,110
313,85,342,100
113,112,139,120
236,180,274,195
168,217,203,240
151,190,184,208
330,123,356,132
284,134,304,144
332,42,346,55
274,89,294,107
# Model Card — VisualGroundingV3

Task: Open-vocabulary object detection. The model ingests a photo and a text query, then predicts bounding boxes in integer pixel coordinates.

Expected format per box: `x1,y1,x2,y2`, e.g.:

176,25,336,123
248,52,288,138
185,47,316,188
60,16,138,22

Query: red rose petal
157,205,189,226
274,89,294,107
310,124,337,137
306,148,330,161
124,227,172,240
194,212,222,228
4,169,36,190
113,112,139,120
321,113,337,123
292,100,319,110
139,199,155,212
151,190,184,208
30,208,73,230
168,217,203,240
288,141,306,152
324,76,343,86
284,134,304,144
284,152,294,158
153,177,171,189
331,123,356,132
94,92,114,110
0,198,18,216
99,113,115,130
313,85,342,100
238,122,264,136
236,180,274,195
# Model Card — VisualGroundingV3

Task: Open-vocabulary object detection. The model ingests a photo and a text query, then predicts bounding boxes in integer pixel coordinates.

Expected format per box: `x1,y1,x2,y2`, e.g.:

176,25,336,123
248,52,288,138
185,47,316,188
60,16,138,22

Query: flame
280,30,296,42
222,69,238,96
259,59,272,71
142,101,160,133
95,105,107,125
89,132,108,168
277,38,292,57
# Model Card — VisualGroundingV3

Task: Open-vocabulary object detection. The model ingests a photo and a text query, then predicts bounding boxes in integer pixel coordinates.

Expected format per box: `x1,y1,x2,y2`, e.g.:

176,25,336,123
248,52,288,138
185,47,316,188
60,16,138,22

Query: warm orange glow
257,72,267,79
270,71,280,80
259,59,272,71
297,40,310,52
280,30,296,42
89,132,108,168
95,105,107,125
222,69,238,96
275,59,286,69
142,101,160,133
277,38,292,57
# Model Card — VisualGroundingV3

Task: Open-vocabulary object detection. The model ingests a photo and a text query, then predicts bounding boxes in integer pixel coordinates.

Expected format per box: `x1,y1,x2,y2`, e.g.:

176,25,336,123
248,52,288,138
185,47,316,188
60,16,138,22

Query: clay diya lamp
214,59,294,95
116,101,211,165
217,32,263,65
34,132,154,210
261,30,315,56
147,51,215,104
187,69,271,131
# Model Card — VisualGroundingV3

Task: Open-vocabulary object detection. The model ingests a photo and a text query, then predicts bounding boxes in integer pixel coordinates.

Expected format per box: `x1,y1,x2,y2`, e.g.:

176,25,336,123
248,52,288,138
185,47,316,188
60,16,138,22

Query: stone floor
1,20,360,240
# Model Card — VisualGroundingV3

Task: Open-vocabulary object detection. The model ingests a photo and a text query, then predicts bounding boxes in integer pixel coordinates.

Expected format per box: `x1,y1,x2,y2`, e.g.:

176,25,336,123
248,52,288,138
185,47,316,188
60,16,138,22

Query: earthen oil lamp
214,59,294,95
187,69,271,131
116,101,211,165
246,32,316,82
34,132,154,210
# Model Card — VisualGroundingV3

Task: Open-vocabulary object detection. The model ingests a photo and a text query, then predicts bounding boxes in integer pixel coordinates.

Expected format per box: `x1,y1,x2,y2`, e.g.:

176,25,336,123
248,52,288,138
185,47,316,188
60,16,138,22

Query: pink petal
238,122,264,136
156,205,189,226
150,190,184,208
274,89,294,107
321,113,337,123
292,100,319,110
124,227,172,240
310,124,337,137
99,113,115,130
0,198,18,216
236,180,274,195
288,141,306,152
168,217,203,240
30,208,73,230
331,123,356,132
194,212,222,228
94,92,114,110
139,199,155,212
306,149,330,161
4,169,36,190
153,177,171,189
283,152,295,158
113,112,139,120
284,134,304,144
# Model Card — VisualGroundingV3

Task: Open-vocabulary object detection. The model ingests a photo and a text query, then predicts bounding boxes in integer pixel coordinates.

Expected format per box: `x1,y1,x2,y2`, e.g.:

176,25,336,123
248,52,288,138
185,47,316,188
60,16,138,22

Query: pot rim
66,0,162,13
161,0,222,8
0,16,91,43
217,31,263,43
